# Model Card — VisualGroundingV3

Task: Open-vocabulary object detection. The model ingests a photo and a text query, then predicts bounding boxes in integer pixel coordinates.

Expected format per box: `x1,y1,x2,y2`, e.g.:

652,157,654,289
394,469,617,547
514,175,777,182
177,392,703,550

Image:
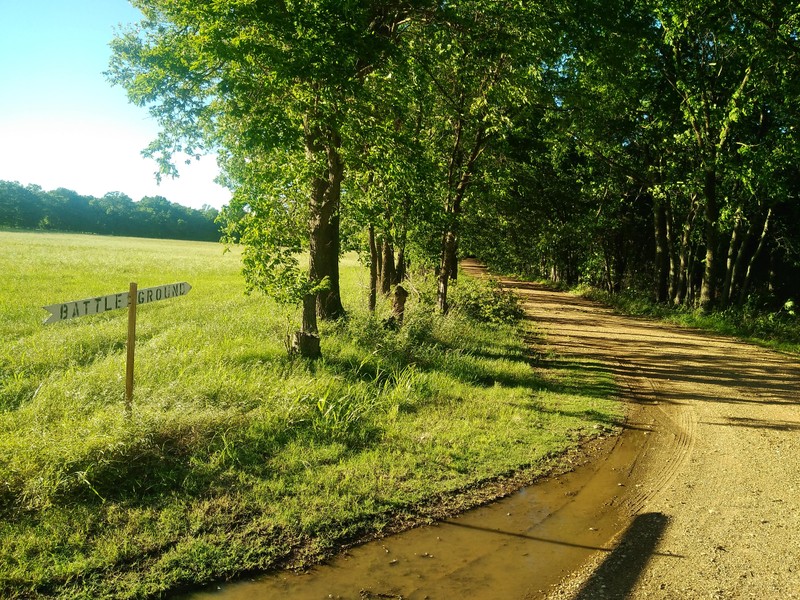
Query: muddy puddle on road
180,413,653,600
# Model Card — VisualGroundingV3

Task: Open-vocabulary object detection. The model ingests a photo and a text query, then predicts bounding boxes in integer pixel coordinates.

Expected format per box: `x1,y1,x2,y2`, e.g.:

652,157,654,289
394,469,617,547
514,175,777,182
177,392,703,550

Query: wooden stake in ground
125,282,137,415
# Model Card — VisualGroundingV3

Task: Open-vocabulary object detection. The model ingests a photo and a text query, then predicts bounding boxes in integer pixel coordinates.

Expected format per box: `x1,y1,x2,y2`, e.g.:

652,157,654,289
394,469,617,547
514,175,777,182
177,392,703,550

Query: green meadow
0,231,621,599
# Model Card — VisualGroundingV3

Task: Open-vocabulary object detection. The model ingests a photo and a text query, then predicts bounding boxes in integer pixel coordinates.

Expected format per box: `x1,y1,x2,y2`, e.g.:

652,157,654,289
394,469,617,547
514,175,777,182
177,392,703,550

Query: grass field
0,231,621,599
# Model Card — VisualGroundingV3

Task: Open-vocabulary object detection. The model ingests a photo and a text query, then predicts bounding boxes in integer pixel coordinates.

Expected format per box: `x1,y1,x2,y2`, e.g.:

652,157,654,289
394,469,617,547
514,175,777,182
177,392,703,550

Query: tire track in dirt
484,265,698,521
475,263,800,599
612,356,697,515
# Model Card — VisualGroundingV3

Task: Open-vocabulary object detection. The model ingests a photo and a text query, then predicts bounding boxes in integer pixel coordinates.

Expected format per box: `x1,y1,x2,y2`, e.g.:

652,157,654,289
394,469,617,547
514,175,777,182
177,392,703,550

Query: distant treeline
0,180,222,242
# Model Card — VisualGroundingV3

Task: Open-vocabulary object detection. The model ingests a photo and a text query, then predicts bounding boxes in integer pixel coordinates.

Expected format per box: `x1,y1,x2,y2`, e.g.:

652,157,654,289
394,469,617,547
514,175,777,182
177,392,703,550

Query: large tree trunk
737,208,772,307
375,236,383,288
672,196,698,306
307,136,345,321
394,243,406,284
729,212,761,304
392,284,409,326
665,193,680,302
686,230,702,308
448,245,459,281
437,228,458,313
720,208,744,307
602,245,614,293
395,198,409,285
436,125,485,313
381,237,395,295
654,197,670,303
699,169,719,312
296,120,344,358
294,293,321,358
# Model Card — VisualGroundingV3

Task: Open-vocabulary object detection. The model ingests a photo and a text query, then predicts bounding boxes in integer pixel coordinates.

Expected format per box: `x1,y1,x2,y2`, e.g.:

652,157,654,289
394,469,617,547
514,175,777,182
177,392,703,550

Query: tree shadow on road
573,512,671,599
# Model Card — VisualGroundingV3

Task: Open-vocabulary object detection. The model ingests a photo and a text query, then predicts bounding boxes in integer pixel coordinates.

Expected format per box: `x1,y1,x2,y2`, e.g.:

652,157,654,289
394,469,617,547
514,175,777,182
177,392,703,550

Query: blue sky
0,0,230,209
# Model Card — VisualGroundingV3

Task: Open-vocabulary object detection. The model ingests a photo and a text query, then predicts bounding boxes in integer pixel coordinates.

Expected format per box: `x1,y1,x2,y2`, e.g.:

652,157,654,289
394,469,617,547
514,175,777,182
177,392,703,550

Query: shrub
450,277,525,325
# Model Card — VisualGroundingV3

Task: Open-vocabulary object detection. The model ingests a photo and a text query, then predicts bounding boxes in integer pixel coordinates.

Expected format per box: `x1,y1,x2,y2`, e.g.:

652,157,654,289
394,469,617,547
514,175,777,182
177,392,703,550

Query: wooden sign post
43,282,191,414
125,283,138,415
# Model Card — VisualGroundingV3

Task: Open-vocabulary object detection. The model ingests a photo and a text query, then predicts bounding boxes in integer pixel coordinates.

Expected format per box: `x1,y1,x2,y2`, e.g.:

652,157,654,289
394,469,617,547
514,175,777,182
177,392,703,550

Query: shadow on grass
325,349,545,392
10,405,384,513
511,399,622,428
531,357,617,399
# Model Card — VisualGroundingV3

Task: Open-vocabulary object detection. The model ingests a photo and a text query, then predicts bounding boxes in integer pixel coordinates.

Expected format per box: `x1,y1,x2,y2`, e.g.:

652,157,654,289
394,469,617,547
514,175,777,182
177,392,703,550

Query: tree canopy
108,0,800,355
464,0,800,311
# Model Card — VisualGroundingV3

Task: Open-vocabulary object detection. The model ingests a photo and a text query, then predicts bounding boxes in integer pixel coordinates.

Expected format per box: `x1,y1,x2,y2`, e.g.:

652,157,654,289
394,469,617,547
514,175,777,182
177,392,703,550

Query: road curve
182,263,800,600
476,263,800,599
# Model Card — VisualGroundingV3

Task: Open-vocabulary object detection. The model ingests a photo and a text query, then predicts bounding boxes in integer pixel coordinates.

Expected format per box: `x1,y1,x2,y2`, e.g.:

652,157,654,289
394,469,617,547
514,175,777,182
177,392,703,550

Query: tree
0,180,220,241
0,181,44,229
404,0,545,313
343,37,439,310
110,0,434,356
638,1,800,309
460,0,800,314
92,192,135,235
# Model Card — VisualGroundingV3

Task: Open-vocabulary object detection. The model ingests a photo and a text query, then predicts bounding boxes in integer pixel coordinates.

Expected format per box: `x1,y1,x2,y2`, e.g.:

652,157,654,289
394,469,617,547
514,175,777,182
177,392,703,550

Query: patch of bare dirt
464,261,800,599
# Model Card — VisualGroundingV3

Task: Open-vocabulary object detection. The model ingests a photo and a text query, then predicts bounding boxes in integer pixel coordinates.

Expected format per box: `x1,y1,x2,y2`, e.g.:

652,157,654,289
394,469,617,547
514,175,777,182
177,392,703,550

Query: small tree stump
392,284,409,326
291,331,321,358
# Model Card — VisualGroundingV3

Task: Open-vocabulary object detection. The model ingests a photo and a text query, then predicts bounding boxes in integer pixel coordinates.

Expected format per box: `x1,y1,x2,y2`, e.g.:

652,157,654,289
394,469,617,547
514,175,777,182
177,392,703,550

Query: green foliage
0,232,621,599
108,0,558,318
0,180,221,241
218,149,319,306
450,277,525,326
462,1,800,311
108,1,445,314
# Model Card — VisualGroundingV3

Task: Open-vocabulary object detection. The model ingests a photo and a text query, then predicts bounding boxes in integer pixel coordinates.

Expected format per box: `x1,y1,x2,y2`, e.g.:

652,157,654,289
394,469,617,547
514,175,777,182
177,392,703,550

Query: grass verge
0,231,621,599
581,286,800,355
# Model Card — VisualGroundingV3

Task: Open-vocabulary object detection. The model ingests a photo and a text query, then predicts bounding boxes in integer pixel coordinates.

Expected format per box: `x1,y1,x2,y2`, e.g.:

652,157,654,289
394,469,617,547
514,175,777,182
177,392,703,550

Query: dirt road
493,270,800,599
185,265,799,600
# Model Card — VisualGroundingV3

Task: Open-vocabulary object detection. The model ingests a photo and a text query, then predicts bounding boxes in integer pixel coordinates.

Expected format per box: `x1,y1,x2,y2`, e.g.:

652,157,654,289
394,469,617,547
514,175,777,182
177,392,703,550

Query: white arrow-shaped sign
43,282,192,324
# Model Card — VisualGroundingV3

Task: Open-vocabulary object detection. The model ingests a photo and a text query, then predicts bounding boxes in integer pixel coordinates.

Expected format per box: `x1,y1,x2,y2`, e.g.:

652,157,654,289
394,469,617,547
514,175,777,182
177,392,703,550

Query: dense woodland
461,1,800,313
0,180,221,241
108,0,799,355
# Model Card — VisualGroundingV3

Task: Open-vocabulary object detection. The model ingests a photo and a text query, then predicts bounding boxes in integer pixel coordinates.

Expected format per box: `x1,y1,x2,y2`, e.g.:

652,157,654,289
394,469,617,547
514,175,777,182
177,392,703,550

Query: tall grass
0,231,620,599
